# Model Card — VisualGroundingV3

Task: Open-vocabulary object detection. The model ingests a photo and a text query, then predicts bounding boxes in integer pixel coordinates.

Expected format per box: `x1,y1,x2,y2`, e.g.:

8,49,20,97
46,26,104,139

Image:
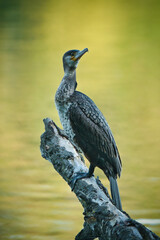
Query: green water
0,0,160,239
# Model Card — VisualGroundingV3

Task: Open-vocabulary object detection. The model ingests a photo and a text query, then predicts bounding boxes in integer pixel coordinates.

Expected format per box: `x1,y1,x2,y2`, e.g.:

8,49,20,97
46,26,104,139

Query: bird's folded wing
69,92,121,173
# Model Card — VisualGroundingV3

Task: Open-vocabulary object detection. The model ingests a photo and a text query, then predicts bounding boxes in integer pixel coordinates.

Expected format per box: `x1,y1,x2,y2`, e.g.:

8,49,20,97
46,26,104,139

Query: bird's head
63,48,88,73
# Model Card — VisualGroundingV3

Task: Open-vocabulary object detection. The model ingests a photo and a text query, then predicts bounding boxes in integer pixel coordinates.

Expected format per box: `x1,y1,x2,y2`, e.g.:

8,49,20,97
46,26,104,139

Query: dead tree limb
40,118,160,240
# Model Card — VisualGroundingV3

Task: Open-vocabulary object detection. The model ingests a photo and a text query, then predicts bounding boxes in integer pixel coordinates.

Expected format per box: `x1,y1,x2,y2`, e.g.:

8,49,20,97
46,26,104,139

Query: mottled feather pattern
69,91,121,178
55,75,77,104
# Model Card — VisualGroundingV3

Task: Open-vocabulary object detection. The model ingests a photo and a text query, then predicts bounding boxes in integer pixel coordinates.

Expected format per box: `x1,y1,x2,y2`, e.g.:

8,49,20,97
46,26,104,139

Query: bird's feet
70,172,94,191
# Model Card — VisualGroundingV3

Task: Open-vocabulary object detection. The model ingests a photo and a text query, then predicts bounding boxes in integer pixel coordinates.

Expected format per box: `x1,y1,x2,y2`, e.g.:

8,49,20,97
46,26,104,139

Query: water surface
0,0,160,239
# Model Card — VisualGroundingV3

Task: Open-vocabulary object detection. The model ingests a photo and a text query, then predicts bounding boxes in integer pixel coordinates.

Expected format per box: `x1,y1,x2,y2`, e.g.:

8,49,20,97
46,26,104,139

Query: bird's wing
69,92,121,175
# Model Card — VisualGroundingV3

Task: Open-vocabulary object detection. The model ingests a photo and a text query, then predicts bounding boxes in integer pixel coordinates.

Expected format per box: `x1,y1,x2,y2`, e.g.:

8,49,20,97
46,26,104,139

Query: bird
55,48,122,211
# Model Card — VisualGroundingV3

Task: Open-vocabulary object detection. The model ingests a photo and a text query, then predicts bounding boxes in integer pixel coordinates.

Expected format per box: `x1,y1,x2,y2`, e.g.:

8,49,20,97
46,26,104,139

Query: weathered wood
40,118,160,240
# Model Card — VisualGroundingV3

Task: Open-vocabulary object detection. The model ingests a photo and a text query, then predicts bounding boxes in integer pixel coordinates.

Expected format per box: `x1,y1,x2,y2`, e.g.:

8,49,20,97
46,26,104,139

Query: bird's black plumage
69,91,121,179
55,48,122,210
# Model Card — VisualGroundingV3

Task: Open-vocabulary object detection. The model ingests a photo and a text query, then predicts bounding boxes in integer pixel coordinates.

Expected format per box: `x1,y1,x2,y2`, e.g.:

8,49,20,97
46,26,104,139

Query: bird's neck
55,70,77,104
64,69,76,78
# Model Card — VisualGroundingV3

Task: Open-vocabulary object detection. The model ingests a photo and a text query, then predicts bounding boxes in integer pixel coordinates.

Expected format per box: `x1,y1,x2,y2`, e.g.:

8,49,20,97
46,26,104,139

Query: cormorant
55,48,122,211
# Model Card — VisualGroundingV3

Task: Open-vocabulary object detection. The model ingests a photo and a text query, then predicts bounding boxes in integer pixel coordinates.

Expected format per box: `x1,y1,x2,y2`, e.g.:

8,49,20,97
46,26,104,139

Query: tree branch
40,118,160,240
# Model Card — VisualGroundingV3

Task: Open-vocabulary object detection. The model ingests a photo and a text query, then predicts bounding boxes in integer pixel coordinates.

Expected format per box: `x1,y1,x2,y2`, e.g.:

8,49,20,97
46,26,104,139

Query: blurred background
0,0,160,239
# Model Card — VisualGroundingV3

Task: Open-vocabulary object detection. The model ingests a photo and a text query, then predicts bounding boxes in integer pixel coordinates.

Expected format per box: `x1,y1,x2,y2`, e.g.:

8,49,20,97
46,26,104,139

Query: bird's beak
74,48,88,61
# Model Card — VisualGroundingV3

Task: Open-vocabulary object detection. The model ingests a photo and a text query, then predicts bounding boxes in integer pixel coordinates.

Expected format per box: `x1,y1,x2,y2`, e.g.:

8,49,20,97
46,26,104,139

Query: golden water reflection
0,0,160,239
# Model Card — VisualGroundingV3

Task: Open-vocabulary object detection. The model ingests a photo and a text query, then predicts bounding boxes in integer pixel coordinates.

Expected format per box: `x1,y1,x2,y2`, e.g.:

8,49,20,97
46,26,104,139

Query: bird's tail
109,176,122,211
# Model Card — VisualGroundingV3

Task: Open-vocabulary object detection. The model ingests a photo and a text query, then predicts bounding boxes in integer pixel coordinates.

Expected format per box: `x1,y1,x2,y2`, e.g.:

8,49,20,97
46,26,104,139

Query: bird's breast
55,101,75,141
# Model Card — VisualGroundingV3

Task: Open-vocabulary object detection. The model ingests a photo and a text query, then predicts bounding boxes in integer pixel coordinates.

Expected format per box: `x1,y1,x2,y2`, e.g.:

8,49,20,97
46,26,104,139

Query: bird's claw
69,175,78,191
69,172,94,191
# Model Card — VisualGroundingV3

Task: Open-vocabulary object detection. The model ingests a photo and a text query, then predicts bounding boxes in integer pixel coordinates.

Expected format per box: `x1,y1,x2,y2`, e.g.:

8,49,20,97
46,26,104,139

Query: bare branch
40,118,160,240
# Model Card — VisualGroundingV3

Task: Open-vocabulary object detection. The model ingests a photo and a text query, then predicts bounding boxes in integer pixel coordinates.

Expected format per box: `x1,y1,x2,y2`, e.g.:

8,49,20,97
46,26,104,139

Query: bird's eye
70,52,76,61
